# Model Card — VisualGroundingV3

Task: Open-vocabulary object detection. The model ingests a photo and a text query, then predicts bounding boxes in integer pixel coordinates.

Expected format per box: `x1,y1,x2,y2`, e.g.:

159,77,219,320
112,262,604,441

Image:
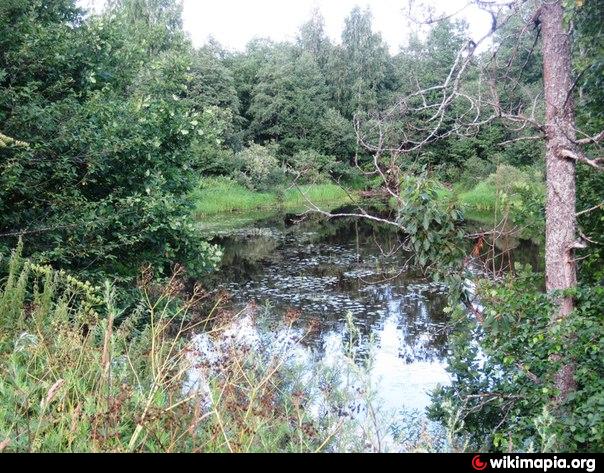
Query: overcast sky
80,0,493,54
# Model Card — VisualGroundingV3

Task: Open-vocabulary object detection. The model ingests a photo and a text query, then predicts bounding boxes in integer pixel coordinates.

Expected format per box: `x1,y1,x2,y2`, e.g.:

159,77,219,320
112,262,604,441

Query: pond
192,208,542,450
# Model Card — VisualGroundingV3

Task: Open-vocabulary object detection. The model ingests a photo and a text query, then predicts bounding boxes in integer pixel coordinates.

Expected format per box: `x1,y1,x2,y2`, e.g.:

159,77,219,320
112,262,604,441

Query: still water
191,211,541,449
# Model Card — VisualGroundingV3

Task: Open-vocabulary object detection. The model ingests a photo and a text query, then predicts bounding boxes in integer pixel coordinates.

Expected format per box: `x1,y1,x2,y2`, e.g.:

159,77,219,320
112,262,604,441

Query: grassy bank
456,183,503,225
192,177,355,216
192,170,543,232
432,172,544,228
429,181,504,219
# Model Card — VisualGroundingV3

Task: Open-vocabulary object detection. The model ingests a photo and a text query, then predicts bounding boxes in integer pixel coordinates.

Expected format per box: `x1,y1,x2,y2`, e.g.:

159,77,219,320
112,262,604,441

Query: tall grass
454,165,545,225
458,182,500,214
0,242,461,452
0,242,341,452
281,184,351,209
192,177,353,216
191,177,275,215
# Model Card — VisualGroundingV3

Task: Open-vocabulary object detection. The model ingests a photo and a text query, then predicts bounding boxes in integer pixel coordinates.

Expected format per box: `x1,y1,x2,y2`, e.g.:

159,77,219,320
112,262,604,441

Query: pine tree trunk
540,1,577,401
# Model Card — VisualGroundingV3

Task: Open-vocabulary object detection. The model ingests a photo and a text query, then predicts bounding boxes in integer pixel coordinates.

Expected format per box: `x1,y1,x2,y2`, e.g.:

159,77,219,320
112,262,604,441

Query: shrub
287,149,336,184
485,164,532,194
429,266,604,452
233,142,286,191
395,174,466,282
189,106,238,176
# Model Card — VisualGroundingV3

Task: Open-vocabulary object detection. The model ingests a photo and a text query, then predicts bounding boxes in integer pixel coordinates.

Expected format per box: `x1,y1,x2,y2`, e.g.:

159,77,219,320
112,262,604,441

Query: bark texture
540,1,577,400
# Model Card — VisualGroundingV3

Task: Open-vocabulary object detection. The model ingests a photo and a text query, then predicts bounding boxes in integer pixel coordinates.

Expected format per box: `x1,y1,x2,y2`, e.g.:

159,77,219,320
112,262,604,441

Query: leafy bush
233,142,286,191
484,164,532,194
189,106,238,176
429,266,604,452
0,2,223,283
287,149,336,183
395,174,466,282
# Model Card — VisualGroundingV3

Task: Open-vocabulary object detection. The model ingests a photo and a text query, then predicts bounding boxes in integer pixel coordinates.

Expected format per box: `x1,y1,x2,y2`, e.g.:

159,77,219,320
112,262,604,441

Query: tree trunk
540,1,577,401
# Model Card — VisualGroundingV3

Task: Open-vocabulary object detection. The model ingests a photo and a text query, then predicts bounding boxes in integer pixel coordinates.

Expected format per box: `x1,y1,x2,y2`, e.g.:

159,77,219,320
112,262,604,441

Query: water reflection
191,210,544,451
205,214,452,415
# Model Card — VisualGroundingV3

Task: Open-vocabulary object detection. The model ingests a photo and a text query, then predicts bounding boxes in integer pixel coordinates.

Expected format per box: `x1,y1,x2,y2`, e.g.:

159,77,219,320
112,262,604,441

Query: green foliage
573,0,604,285
334,7,395,118
188,45,243,150
192,177,275,215
287,149,336,183
232,142,286,192
455,165,545,239
297,8,332,71
0,0,223,282
395,174,466,282
317,107,357,161
457,156,497,189
1,0,602,454
430,266,604,452
572,0,604,136
189,106,236,176
248,48,330,157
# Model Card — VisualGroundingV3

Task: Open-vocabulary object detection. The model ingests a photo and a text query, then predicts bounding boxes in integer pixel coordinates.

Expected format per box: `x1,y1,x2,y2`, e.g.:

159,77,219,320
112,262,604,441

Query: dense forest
0,0,602,454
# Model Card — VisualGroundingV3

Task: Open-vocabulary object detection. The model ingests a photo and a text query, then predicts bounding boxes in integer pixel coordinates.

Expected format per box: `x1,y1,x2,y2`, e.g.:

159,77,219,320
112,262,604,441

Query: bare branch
559,148,604,171
575,129,604,146
576,202,604,217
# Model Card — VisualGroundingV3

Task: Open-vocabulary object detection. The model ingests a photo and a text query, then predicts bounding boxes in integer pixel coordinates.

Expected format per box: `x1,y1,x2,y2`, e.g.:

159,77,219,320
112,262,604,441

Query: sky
80,0,494,54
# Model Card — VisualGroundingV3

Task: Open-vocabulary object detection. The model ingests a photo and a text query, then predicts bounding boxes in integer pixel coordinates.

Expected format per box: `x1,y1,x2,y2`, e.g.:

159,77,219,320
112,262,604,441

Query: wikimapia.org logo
471,455,597,472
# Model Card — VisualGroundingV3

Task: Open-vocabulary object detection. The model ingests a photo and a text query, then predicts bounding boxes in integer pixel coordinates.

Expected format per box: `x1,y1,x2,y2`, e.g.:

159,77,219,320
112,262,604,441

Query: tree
248,47,330,157
226,38,275,135
538,0,604,401
317,108,357,163
188,43,242,150
0,0,221,282
330,7,395,119
297,8,332,71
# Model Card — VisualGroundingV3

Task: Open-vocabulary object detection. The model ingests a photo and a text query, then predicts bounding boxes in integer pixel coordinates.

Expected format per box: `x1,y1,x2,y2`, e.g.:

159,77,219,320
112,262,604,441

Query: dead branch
558,148,604,171
575,129,604,146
